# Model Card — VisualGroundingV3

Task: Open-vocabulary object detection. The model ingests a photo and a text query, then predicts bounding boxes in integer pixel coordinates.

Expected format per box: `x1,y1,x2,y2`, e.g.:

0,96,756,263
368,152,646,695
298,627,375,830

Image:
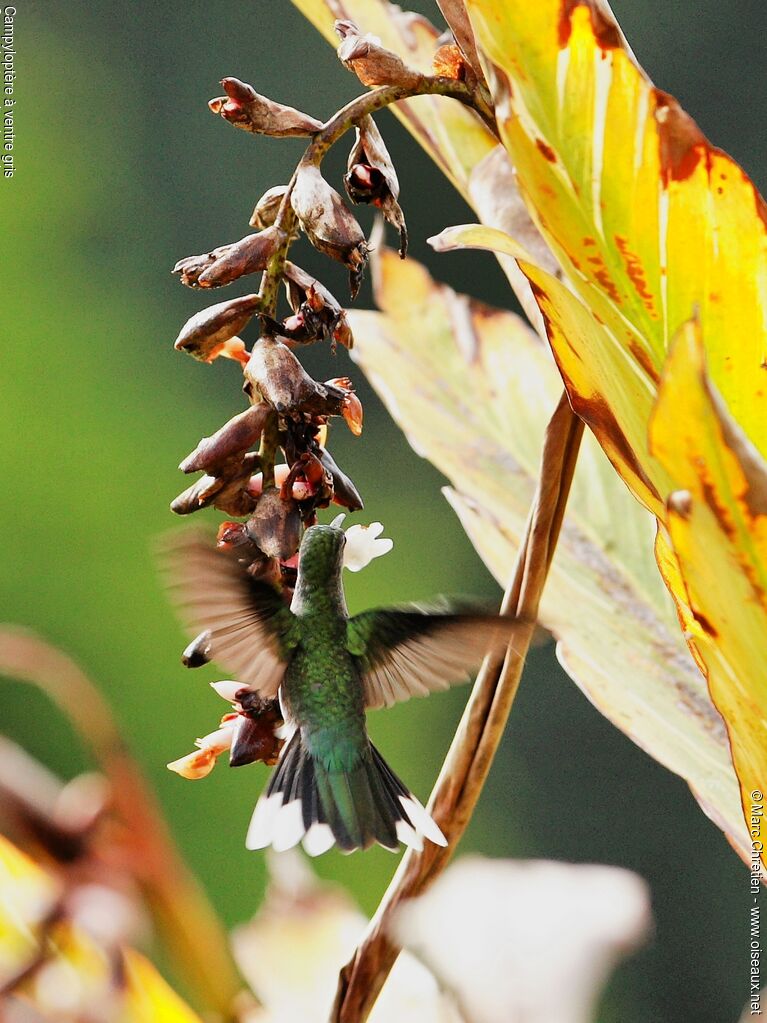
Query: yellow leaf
122,949,205,1023
292,0,765,860
348,249,748,860
0,834,204,1021
650,321,767,852
463,0,767,456
430,222,674,515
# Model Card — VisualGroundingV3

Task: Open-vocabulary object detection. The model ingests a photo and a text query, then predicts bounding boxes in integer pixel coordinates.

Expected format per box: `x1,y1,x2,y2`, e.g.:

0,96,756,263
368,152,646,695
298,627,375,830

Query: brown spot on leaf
693,610,718,638
586,254,621,304
558,0,621,50
571,393,661,504
654,90,712,186
535,138,557,163
628,339,661,384
614,235,658,317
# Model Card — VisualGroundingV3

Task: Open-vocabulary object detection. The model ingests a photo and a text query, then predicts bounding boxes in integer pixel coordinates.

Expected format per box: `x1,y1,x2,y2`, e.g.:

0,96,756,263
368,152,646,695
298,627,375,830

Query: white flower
342,522,393,572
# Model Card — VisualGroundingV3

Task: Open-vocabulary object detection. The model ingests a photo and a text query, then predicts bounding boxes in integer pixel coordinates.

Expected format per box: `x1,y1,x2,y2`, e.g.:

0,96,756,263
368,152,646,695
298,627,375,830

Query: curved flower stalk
165,20,503,814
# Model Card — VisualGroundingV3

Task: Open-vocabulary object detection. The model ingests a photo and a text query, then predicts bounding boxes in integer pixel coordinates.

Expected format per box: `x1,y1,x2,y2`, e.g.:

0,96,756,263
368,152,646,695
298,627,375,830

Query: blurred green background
1,1,762,1019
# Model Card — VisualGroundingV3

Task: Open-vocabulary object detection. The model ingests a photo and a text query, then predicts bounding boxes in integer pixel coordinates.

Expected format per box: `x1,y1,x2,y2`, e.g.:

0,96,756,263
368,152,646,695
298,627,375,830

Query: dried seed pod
345,116,407,257
290,162,368,298
171,454,258,517
209,77,322,137
319,446,364,511
335,20,422,89
174,294,261,362
172,226,285,290
246,487,301,559
229,697,284,767
283,262,355,349
249,185,290,229
170,473,223,515
243,335,349,417
197,227,286,288
180,404,269,475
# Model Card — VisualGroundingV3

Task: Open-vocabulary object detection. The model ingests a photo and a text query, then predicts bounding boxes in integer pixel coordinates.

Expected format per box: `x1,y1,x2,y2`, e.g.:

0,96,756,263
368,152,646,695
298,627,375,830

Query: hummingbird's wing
163,531,298,696
347,605,522,710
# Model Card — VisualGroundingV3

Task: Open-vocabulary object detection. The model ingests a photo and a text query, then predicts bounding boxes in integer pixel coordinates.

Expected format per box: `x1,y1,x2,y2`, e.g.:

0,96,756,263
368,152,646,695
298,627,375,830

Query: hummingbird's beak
329,512,347,529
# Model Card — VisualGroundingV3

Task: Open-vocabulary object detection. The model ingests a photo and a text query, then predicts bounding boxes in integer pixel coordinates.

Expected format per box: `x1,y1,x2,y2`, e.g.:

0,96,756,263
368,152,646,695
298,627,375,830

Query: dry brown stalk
330,391,584,1023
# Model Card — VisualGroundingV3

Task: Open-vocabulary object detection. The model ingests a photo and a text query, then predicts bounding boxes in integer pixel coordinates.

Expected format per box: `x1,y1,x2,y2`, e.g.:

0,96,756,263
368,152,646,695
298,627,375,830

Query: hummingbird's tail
246,731,447,855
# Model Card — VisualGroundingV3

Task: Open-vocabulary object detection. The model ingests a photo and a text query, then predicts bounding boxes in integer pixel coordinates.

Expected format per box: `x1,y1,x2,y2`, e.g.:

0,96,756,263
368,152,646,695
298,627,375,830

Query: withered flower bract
171,453,258,518
290,161,368,298
209,77,322,137
180,405,269,475
172,226,286,289
345,115,407,257
246,487,301,560
250,185,290,229
174,294,261,362
283,262,354,349
244,334,354,417
319,447,364,511
335,20,423,89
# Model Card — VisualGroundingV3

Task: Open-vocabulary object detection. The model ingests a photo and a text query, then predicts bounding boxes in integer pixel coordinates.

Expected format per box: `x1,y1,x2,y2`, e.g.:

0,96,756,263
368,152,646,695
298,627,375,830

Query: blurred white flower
233,850,461,1023
343,522,393,572
392,856,652,1023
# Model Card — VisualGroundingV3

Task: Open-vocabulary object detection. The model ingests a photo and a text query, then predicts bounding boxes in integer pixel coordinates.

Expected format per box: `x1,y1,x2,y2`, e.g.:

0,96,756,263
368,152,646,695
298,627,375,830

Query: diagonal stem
329,391,584,1023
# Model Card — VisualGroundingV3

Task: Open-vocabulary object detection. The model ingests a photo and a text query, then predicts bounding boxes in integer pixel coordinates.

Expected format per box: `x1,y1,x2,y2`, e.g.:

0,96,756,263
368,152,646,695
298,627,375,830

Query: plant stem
0,628,249,1021
329,392,584,1023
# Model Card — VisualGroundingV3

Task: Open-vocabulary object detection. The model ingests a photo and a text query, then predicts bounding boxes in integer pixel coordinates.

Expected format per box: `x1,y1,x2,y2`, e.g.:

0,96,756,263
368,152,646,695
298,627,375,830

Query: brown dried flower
209,77,322,137
249,185,290,229
171,453,258,517
172,226,286,289
335,20,423,89
179,405,269,476
345,115,407,257
246,487,301,560
283,262,354,349
290,161,368,297
243,335,353,418
319,447,364,511
174,294,261,362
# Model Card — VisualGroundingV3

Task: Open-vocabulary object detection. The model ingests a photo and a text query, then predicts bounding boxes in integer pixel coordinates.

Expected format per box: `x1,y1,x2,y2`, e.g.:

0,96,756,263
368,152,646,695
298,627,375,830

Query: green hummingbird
168,522,519,855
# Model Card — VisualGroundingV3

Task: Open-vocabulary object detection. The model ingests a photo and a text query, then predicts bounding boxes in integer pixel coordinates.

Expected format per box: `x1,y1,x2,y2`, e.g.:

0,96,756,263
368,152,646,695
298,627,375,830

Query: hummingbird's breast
281,613,365,732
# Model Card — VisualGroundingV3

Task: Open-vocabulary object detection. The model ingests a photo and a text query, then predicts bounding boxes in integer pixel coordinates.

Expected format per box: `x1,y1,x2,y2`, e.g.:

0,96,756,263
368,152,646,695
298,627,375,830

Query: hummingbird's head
297,523,346,588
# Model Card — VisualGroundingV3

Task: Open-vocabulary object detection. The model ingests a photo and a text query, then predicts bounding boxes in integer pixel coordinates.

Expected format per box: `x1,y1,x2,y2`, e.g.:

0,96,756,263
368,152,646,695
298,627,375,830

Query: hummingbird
167,522,519,855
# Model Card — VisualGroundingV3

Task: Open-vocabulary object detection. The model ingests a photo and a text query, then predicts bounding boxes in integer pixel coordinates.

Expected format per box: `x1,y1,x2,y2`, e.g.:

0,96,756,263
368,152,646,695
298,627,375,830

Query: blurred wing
347,606,519,709
162,531,297,696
